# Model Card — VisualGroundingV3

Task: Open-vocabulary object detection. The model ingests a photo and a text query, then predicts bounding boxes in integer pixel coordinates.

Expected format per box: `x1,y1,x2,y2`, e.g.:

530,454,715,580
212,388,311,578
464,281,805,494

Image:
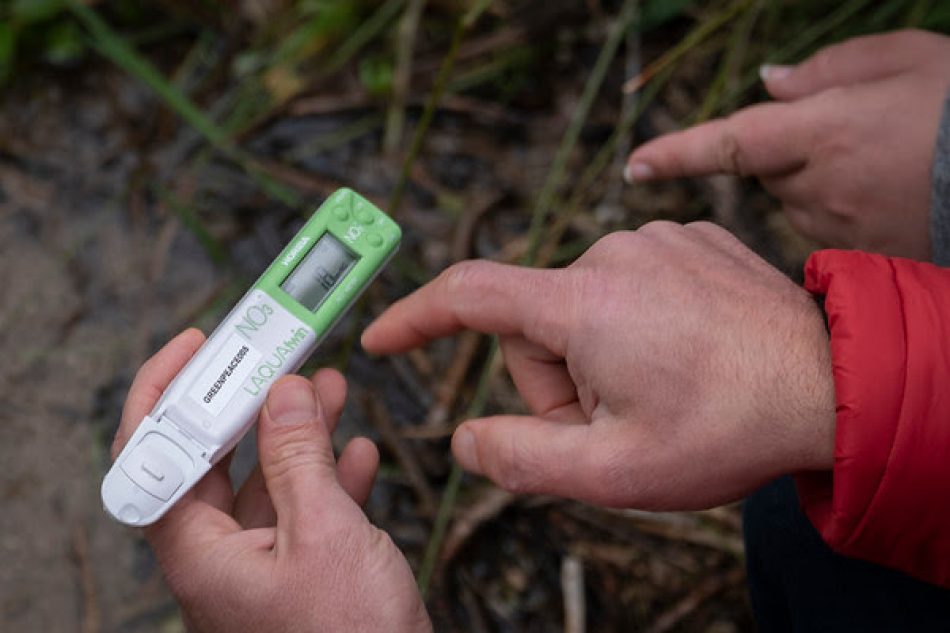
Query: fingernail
623,162,654,184
454,427,481,472
759,64,792,82
267,379,318,426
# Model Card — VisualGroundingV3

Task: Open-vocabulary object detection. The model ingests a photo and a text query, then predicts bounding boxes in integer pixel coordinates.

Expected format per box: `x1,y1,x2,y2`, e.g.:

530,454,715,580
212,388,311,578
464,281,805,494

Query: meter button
367,233,383,247
332,205,349,221
354,204,374,225
140,460,165,481
121,438,185,501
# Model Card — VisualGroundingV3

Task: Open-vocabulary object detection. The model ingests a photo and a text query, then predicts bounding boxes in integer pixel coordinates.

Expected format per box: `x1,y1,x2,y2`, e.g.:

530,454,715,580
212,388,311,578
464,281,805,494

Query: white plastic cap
101,415,210,526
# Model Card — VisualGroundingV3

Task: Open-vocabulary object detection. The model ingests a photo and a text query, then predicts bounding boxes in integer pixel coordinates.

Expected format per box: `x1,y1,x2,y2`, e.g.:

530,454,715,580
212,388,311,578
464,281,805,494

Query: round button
354,203,374,225
119,504,142,524
332,205,349,221
367,233,383,247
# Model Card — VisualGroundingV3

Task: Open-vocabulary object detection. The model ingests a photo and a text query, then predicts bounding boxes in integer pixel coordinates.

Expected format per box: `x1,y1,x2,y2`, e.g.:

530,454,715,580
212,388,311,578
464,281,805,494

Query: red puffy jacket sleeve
796,249,950,587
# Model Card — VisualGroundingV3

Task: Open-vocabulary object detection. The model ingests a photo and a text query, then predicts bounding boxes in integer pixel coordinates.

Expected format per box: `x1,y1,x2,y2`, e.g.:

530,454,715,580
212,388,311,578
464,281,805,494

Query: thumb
452,415,624,506
761,31,923,101
258,375,339,545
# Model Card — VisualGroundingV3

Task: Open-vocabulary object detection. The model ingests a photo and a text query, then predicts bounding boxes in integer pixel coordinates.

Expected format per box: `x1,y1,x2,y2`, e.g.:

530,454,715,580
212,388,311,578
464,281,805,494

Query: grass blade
65,0,229,149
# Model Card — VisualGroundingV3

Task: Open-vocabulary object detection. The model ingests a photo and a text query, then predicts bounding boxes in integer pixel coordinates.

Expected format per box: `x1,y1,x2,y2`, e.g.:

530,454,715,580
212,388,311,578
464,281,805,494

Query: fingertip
256,377,338,539
350,435,379,456
359,319,387,355
359,324,375,349
138,328,205,379
263,375,321,428
180,327,207,345
760,64,797,101
162,328,206,361
337,437,380,506
118,328,209,460
626,133,694,181
311,368,347,432
312,367,346,398
623,161,655,184
759,63,793,84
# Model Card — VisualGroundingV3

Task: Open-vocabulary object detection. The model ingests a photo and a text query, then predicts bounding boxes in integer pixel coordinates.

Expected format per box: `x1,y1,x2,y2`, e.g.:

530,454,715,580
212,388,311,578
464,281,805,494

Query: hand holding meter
102,188,400,526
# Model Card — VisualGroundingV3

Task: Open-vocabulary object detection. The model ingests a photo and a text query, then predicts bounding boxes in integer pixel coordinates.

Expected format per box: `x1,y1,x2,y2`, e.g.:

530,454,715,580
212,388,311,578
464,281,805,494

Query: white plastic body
101,289,320,526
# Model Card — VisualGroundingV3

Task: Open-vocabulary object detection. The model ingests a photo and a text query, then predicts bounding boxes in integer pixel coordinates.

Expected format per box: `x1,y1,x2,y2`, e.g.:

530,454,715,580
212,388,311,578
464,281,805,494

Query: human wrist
783,294,836,473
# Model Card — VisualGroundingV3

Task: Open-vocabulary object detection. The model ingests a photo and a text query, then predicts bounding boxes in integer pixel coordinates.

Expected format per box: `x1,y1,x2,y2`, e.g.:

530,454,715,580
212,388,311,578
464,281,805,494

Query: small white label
189,334,262,416
344,225,363,242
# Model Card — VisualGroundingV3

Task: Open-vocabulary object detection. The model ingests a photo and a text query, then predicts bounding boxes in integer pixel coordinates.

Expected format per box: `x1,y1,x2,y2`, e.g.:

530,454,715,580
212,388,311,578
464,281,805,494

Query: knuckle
588,445,636,505
684,220,718,234
318,522,376,567
488,436,543,495
266,426,326,481
684,220,734,244
821,191,856,223
715,119,746,175
635,221,684,250
580,230,634,263
587,443,670,509
809,45,839,80
637,220,680,238
441,259,492,296
581,224,684,269
524,278,571,345
597,230,634,250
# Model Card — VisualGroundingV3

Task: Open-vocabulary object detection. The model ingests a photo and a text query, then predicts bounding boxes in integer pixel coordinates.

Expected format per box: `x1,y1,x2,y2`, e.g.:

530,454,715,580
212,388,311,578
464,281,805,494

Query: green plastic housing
254,188,401,331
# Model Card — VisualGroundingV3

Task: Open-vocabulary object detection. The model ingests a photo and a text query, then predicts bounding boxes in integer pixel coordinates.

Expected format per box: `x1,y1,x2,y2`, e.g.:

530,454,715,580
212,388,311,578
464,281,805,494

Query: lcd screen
281,234,358,311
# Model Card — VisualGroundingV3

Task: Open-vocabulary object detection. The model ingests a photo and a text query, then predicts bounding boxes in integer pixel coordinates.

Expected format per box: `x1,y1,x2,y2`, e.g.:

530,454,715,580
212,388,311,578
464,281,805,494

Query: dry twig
425,330,482,427
365,396,439,517
441,485,517,562
561,554,586,633
645,566,745,633
610,509,745,558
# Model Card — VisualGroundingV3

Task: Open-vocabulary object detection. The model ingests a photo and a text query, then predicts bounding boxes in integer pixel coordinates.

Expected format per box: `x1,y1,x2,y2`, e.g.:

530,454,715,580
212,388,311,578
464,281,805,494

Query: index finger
361,260,569,356
764,30,937,101
112,328,206,459
625,101,811,182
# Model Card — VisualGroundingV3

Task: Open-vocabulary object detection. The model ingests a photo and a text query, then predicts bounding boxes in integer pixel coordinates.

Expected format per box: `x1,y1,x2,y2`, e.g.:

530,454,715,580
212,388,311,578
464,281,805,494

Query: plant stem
388,0,494,217
416,0,638,598
417,338,499,597
66,0,305,210
621,0,754,94
522,0,638,265
384,0,428,156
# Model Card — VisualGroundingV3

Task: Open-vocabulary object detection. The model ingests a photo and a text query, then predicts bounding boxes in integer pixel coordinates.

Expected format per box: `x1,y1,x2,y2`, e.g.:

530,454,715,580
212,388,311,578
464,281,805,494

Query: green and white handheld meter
102,188,400,526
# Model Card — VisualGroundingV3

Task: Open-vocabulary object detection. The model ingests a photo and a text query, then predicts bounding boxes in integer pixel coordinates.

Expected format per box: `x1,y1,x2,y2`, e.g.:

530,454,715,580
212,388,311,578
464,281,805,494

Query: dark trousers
743,476,950,631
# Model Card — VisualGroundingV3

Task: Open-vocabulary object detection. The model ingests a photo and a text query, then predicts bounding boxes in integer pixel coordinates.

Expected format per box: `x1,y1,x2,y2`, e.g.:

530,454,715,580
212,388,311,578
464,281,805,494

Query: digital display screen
281,234,358,311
